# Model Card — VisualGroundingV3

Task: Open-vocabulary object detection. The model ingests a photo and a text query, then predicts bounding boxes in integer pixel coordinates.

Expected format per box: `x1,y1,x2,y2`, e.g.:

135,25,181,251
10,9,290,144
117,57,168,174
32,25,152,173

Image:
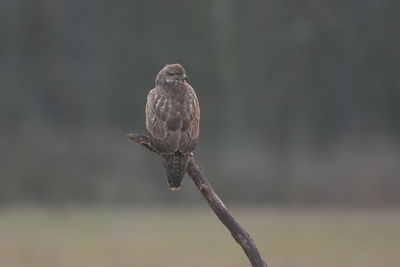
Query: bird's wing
187,86,200,140
145,87,168,140
179,86,200,153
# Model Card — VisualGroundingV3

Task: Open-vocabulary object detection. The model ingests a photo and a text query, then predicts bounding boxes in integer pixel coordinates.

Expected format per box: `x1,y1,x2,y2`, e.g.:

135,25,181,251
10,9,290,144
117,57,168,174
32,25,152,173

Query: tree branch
127,133,268,267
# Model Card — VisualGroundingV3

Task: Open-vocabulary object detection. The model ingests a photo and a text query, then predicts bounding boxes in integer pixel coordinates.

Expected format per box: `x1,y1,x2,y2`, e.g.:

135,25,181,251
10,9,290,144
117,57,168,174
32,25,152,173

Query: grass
0,206,399,267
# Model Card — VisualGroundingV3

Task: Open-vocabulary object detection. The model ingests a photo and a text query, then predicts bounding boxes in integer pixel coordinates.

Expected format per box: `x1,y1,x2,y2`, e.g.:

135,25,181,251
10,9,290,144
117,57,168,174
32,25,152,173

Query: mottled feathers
145,64,200,189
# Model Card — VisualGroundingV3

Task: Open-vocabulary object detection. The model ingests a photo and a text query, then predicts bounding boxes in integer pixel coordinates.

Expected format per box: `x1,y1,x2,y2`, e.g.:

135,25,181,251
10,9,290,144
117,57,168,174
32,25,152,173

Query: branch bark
127,133,268,267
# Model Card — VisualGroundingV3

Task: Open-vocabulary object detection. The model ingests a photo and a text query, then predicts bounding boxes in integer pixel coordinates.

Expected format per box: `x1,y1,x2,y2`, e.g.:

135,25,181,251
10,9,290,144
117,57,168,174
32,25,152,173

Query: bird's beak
177,74,188,82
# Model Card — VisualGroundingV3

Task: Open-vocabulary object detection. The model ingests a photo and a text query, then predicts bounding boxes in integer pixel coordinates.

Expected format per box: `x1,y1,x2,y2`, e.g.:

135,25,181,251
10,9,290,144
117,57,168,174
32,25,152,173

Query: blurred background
1,1,399,266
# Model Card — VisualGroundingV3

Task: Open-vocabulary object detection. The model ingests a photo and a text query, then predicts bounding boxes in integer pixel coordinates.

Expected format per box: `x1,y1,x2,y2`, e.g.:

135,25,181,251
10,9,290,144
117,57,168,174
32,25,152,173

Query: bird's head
155,63,188,86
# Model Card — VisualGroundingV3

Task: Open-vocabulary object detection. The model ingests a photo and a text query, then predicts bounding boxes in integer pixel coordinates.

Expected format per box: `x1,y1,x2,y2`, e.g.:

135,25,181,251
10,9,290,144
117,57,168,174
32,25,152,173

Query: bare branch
128,133,268,267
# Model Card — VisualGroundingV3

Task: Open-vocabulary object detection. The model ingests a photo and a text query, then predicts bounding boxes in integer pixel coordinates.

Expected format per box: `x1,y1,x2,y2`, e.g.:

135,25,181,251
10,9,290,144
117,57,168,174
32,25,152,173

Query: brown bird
145,64,200,190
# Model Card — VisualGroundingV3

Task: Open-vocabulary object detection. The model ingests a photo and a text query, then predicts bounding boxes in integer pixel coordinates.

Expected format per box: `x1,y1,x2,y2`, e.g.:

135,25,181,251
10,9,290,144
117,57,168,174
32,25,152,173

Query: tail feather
161,152,189,190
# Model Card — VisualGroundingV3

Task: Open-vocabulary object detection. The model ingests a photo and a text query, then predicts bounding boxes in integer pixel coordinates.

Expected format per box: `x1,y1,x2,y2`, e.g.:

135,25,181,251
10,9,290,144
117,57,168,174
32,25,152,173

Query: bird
145,64,200,190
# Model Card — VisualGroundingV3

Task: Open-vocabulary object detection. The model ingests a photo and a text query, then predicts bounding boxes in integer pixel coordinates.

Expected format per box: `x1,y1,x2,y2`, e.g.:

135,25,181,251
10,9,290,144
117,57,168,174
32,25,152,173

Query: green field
0,206,399,267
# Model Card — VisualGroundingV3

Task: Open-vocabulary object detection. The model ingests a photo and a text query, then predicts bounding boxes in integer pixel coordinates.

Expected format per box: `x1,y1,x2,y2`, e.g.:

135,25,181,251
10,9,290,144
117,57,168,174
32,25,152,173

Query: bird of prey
145,64,200,190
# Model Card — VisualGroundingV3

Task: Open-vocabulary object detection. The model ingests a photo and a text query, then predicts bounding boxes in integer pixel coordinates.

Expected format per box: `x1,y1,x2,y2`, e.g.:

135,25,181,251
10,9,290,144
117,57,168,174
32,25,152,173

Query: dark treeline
1,0,399,205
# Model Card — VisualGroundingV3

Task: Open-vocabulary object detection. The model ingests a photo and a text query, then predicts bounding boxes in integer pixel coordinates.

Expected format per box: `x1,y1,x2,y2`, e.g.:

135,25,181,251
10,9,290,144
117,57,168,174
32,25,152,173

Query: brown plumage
145,64,200,190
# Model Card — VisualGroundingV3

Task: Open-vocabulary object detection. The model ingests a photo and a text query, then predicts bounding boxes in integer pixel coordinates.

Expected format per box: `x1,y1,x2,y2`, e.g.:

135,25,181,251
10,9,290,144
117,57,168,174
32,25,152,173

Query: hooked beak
177,74,188,82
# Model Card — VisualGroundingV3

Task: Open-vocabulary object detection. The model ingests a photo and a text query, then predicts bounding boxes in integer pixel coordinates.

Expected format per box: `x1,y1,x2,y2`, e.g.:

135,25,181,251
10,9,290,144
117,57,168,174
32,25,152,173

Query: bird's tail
161,152,189,190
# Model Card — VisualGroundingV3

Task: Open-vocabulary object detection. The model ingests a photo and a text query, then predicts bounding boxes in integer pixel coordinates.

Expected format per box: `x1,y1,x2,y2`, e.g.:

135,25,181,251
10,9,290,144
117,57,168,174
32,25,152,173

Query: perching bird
145,64,200,190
